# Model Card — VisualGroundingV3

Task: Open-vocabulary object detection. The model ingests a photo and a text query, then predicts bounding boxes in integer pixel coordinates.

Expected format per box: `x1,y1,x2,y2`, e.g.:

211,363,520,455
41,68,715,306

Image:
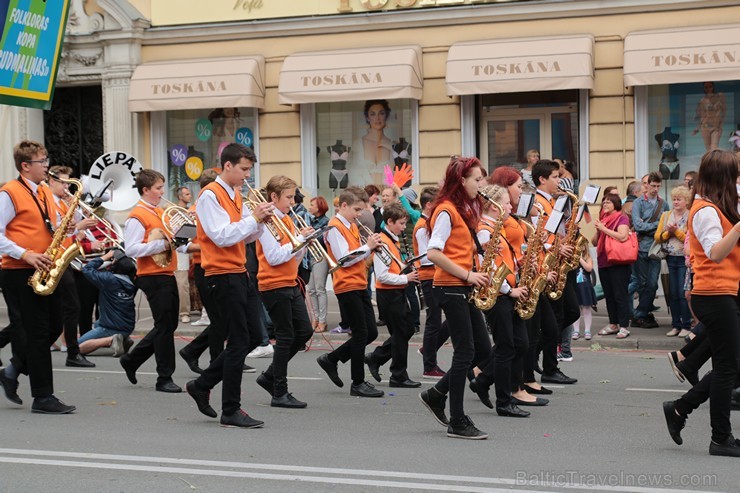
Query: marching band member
253,176,314,408
185,143,273,429
120,169,181,393
419,156,491,440
317,186,384,398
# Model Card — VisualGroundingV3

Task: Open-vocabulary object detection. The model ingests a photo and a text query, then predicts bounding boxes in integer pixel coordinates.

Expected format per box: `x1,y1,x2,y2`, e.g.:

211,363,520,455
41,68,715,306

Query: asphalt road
0,341,737,493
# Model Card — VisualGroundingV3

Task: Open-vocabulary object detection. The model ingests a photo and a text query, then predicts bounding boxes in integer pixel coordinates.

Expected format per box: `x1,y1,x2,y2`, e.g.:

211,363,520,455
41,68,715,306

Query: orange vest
535,192,556,247
256,214,299,291
128,201,176,277
412,215,435,281
688,199,740,296
189,204,201,265
55,197,75,249
375,233,405,290
1,179,57,269
197,182,246,276
326,216,366,294
503,216,526,287
430,201,476,287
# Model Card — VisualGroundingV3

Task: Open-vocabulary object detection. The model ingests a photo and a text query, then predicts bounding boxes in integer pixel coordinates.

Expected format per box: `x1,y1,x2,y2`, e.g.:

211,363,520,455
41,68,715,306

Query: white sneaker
191,314,210,326
247,344,274,359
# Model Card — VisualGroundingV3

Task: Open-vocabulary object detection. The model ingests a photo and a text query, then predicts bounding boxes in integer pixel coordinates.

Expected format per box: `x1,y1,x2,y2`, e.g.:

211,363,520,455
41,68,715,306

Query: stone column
102,72,136,155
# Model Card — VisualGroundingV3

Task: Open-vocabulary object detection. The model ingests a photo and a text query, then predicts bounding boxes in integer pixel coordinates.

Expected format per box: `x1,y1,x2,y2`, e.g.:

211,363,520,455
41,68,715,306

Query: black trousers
261,286,313,397
2,269,60,397
195,273,258,415
127,275,178,385
551,270,580,331
405,283,421,328
421,279,448,372
432,286,491,422
680,328,712,374
369,288,415,381
182,264,224,364
328,289,378,385
524,294,559,381
50,270,80,357
73,269,99,336
675,294,739,443
599,264,632,328
483,296,528,407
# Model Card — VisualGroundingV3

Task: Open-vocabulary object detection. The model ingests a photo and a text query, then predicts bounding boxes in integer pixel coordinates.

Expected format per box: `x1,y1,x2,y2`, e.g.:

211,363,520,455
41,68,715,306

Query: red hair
489,166,521,188
311,196,328,217
430,156,483,229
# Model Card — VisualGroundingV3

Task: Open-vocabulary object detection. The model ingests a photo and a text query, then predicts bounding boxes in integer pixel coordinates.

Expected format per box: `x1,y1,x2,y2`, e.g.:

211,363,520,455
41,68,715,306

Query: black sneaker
186,380,217,418
242,364,256,373
0,369,22,405
317,354,344,388
179,348,203,374
256,372,274,397
31,395,75,414
662,401,686,445
364,354,381,383
65,354,96,368
271,393,307,408
350,381,384,398
709,436,740,457
220,409,264,429
632,317,659,329
447,415,488,440
419,388,449,426
667,351,685,383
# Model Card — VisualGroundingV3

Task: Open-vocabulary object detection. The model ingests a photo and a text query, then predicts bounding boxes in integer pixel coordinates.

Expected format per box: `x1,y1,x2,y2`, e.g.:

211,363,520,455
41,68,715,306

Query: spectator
592,195,632,339
631,171,669,328
683,170,697,189
622,180,642,227
78,250,137,357
521,149,540,191
307,196,330,333
656,186,692,337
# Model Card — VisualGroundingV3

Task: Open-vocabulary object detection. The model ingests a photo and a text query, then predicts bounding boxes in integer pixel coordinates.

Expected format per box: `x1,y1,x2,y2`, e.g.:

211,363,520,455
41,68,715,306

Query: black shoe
414,325,420,334
156,381,182,393
31,395,75,414
220,409,264,429
522,384,553,395
122,336,134,354
271,393,307,409
376,319,386,327
317,354,343,388
662,401,686,446
119,355,138,385
677,361,699,386
256,372,274,397
667,351,685,383
0,369,22,405
364,354,381,383
731,388,740,411
631,317,659,329
419,388,448,426
447,415,488,440
496,403,530,418
179,348,203,375
541,370,577,384
350,381,384,398
242,364,256,373
709,436,740,457
512,396,549,407
186,380,217,418
389,378,421,388
469,376,493,409
65,354,96,368
534,364,543,375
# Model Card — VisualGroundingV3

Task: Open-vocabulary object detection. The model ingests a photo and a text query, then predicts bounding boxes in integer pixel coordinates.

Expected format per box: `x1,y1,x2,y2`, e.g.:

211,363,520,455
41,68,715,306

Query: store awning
278,46,423,104
446,35,594,95
128,56,265,112
624,24,740,86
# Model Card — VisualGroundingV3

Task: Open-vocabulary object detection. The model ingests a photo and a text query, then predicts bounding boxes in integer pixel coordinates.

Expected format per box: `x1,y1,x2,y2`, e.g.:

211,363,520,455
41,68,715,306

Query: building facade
1,0,739,204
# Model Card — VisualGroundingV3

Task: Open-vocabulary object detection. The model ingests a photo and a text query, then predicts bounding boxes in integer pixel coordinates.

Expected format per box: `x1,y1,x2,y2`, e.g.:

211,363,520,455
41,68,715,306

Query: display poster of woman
692,81,726,152
354,99,393,185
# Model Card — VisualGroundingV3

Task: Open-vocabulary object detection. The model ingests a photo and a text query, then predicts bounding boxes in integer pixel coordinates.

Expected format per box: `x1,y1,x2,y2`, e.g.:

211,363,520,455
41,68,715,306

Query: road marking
626,388,685,393
0,449,721,493
54,369,159,376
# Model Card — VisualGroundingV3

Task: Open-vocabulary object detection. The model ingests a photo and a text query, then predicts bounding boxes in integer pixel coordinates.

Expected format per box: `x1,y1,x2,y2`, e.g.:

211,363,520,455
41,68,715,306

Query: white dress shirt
691,194,740,259
427,211,452,252
0,177,54,259
414,217,434,268
195,176,263,247
257,208,305,267
374,230,408,286
325,213,370,267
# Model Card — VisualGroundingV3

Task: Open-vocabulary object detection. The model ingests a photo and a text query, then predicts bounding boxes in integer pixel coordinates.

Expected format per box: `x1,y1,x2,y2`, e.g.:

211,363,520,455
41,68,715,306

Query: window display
646,80,739,196
315,99,415,201
165,107,257,200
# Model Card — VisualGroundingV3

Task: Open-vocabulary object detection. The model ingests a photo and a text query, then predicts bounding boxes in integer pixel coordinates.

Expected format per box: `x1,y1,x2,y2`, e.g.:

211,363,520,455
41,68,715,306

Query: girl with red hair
419,156,491,440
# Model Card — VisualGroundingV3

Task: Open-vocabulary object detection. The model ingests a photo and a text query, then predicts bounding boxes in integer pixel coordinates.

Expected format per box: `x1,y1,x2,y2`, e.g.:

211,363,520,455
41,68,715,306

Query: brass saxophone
470,192,512,311
546,189,589,300
29,177,85,296
400,230,426,311
515,203,554,320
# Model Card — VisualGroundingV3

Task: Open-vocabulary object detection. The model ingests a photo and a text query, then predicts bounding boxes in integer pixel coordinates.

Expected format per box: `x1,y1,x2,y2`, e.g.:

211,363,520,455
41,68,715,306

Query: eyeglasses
25,157,50,165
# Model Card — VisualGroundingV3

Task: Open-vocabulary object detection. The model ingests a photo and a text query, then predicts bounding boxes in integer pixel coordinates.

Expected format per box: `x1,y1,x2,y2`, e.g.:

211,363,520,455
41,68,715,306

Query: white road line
0,449,721,493
52,369,323,381
626,388,686,393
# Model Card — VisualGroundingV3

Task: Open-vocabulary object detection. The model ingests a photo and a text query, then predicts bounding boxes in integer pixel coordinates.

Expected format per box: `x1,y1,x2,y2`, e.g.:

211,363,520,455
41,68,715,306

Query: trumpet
288,205,340,274
354,220,406,271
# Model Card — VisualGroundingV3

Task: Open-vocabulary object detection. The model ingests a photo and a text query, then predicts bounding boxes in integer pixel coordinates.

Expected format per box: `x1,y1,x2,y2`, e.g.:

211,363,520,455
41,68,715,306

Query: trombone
288,205,340,273
354,220,406,271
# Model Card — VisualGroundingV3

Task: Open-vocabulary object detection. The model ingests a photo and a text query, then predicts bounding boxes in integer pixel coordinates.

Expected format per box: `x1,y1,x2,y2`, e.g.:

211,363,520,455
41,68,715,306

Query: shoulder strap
648,197,664,223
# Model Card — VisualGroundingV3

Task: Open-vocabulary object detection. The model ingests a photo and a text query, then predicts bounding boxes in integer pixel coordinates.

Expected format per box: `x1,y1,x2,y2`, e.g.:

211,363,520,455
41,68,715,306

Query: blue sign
235,127,253,147
0,0,71,109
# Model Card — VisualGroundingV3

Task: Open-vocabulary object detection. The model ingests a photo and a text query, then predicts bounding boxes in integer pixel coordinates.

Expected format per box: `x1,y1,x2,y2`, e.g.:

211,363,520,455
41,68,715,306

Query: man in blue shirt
631,172,669,328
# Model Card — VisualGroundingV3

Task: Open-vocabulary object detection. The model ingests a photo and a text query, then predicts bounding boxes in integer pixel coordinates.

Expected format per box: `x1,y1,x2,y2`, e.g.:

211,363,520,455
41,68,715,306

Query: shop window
646,81,739,195
314,99,415,201
165,107,257,199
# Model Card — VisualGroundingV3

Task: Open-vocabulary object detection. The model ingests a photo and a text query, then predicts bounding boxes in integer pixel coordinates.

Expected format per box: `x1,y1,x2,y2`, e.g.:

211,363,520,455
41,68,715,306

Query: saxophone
546,189,589,300
470,192,512,311
29,177,85,296
400,230,426,311
515,203,553,320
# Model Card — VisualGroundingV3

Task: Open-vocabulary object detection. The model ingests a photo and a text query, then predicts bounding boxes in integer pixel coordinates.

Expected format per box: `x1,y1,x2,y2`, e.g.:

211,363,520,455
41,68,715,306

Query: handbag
605,231,638,265
648,211,670,260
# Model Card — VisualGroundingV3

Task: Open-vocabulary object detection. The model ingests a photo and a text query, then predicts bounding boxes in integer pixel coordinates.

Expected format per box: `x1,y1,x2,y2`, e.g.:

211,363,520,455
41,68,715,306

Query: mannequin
392,137,412,188
655,127,680,181
327,140,350,189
